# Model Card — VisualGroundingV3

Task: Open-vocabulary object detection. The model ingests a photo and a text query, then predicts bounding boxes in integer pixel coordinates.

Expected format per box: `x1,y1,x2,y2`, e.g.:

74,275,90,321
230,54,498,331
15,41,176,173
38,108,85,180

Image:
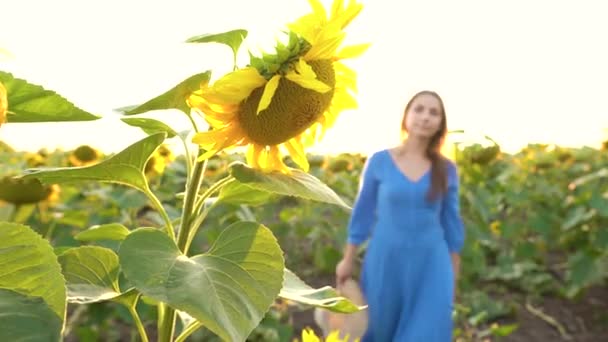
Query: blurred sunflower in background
68,145,102,167
188,0,369,173
0,176,60,206
145,144,175,178
0,81,7,128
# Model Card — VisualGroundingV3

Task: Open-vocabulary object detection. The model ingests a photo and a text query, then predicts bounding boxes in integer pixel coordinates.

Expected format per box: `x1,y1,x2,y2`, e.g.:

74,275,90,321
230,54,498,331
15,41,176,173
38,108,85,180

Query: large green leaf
218,181,275,205
0,222,66,330
230,162,351,209
0,289,63,342
186,29,248,65
279,269,363,313
75,223,131,242
121,117,178,138
119,222,284,341
0,71,100,123
117,72,211,115
58,246,123,304
21,133,165,192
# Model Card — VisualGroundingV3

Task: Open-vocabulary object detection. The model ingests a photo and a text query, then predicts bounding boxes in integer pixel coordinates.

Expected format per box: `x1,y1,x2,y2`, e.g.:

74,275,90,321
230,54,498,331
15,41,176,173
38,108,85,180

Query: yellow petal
304,31,345,60
0,82,7,127
266,146,286,172
331,87,358,111
308,0,327,22
302,328,321,342
332,0,363,29
284,139,310,172
210,67,266,103
191,126,243,161
285,59,331,93
246,144,263,169
330,0,345,21
256,75,281,115
334,62,357,92
287,14,320,43
335,43,370,60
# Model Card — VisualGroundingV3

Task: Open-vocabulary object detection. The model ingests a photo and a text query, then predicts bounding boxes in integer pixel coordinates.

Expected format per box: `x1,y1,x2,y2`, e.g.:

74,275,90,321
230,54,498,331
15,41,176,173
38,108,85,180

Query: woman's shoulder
364,148,389,164
440,156,459,182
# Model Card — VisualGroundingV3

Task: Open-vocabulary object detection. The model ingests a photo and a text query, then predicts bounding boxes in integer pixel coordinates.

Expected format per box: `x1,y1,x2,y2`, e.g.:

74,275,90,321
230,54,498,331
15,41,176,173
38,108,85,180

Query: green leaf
491,323,518,337
119,222,284,342
567,251,601,288
0,71,100,123
0,222,66,323
121,117,178,138
75,223,131,242
562,206,595,231
186,29,248,64
230,162,351,209
58,246,122,304
21,133,165,192
0,289,63,342
218,181,275,205
117,72,211,115
279,269,363,314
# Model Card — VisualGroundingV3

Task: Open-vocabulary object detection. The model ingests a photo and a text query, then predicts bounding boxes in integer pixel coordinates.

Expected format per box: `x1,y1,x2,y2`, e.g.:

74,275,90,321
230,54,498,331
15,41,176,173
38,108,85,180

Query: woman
336,90,465,341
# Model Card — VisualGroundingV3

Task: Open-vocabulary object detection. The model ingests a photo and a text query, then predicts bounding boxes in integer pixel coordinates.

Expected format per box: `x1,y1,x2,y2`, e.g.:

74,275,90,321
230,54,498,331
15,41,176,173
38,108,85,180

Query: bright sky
1,0,607,155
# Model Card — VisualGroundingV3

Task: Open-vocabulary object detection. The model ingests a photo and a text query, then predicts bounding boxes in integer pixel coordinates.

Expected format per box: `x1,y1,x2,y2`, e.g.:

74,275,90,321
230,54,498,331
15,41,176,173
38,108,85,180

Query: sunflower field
1,0,607,341
1,138,607,341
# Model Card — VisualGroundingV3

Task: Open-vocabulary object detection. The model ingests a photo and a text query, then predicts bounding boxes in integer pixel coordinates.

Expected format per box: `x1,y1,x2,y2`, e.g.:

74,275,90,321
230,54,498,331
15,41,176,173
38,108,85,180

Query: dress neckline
384,149,431,184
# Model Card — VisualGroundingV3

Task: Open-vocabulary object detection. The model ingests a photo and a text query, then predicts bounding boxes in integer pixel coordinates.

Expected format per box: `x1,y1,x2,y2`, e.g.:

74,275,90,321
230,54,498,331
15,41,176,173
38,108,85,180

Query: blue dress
347,149,465,341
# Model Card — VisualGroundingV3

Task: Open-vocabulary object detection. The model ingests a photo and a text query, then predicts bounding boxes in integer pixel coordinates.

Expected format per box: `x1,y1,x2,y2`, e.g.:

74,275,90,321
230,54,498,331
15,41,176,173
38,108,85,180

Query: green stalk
127,305,149,342
176,154,207,252
157,304,176,342
145,189,175,240
157,150,206,341
183,176,234,253
174,322,203,342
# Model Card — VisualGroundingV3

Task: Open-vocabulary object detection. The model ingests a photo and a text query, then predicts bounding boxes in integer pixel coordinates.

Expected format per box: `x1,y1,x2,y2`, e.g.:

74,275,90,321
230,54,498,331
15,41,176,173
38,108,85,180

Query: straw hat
313,278,368,340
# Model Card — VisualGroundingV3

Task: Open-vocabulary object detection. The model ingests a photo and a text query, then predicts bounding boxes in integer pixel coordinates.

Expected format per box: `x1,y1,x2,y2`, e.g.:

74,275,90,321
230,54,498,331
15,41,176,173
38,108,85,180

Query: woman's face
403,93,443,139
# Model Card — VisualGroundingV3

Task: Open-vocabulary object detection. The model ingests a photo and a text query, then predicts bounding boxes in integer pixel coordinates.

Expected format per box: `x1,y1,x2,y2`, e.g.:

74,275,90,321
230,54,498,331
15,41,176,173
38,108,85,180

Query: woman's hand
336,243,358,286
336,257,354,286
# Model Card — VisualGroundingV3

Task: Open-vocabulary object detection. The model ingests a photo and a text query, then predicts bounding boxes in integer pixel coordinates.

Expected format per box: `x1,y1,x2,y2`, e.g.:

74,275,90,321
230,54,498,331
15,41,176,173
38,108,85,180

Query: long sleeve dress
347,149,465,342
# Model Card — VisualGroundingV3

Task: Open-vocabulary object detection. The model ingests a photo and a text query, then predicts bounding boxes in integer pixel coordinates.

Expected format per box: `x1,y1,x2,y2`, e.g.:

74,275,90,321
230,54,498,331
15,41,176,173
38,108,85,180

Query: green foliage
186,29,248,67
0,71,100,122
0,222,66,341
116,72,211,115
119,223,284,341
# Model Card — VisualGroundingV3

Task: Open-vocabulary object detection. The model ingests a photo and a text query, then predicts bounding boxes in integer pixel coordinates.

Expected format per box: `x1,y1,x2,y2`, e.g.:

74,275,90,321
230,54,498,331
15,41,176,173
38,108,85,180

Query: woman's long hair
401,90,448,201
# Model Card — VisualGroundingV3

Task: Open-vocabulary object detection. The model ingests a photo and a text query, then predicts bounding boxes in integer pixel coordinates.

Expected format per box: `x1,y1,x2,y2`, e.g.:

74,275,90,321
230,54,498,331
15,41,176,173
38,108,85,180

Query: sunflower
144,144,175,177
188,0,368,173
68,145,102,167
0,81,7,128
0,175,59,205
300,328,357,342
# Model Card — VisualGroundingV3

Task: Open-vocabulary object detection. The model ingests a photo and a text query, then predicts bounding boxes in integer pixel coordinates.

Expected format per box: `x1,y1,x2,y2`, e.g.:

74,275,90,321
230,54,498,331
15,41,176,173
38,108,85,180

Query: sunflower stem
174,322,203,342
183,175,235,253
176,150,207,254
157,151,206,341
186,114,200,133
180,136,193,179
127,302,149,342
157,304,176,342
144,189,175,240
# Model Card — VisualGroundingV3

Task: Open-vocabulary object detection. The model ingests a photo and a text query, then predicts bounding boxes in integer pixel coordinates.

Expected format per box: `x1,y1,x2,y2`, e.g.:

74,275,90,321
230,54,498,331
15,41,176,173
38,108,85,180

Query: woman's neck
399,136,429,157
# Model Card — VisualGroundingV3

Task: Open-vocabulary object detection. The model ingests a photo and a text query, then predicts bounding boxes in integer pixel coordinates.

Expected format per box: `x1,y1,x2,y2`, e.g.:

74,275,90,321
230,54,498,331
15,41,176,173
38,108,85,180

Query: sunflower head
0,175,57,205
188,0,368,173
144,144,175,177
69,145,101,167
25,152,47,168
0,81,7,128
300,328,356,342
